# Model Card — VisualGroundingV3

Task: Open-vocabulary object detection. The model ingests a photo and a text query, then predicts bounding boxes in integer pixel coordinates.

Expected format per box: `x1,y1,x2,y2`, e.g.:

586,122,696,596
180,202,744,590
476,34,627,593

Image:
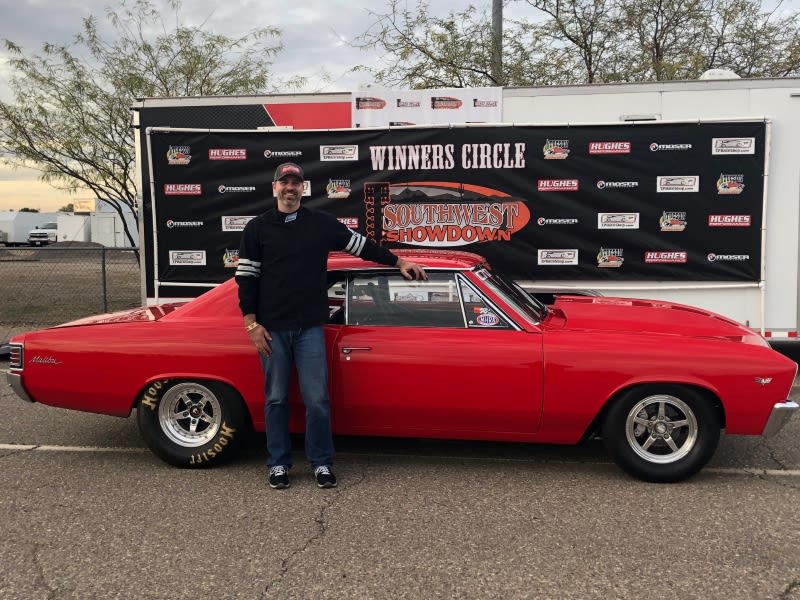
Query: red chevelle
6,250,799,482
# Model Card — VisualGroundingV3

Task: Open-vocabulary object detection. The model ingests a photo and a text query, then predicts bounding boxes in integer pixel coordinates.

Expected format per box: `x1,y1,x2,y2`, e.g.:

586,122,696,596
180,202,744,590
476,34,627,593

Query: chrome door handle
341,347,372,354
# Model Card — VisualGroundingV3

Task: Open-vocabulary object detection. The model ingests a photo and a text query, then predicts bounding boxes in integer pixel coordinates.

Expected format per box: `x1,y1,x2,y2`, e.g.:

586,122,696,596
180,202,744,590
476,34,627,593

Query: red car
6,250,798,482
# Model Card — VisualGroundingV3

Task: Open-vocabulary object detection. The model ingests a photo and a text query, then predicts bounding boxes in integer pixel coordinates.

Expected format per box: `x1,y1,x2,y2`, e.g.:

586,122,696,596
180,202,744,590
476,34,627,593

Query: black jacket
236,205,398,330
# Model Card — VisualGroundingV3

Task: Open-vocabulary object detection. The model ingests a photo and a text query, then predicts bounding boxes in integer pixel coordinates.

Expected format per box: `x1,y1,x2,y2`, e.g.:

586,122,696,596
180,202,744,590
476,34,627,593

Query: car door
328,271,544,439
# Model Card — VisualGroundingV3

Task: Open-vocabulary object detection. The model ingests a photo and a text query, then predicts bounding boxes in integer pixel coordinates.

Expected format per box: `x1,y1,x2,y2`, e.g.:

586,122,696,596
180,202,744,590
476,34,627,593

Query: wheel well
580,382,726,443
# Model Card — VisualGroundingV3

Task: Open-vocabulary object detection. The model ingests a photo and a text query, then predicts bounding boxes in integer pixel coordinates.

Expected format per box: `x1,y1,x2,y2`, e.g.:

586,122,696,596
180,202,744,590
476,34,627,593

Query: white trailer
502,77,800,341
0,211,62,246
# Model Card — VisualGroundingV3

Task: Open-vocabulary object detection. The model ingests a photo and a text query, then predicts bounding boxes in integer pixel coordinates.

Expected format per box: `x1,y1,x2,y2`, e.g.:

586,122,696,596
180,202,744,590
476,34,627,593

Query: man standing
236,162,427,489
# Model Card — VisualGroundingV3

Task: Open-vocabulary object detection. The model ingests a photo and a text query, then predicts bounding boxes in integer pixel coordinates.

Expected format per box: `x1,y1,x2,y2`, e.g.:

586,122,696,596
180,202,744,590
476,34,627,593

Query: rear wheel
137,380,247,468
602,385,721,482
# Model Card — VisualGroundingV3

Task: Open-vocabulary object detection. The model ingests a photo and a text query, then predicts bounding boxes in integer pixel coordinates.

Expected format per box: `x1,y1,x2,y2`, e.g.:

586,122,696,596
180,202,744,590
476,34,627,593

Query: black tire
136,379,248,468
601,384,721,483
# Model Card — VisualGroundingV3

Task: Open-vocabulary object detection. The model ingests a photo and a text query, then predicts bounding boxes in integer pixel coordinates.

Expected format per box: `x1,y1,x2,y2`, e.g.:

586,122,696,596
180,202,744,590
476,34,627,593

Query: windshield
42,223,57,229
474,266,549,324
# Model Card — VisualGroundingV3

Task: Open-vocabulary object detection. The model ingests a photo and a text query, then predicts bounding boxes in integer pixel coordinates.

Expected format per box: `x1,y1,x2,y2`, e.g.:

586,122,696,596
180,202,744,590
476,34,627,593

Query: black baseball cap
273,162,304,181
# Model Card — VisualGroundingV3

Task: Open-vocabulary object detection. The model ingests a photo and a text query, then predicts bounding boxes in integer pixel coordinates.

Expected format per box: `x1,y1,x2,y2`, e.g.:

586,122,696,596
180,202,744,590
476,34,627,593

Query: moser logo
657,176,699,193
538,179,579,192
223,249,239,268
650,143,692,151
712,137,755,155
598,213,639,229
660,211,687,232
327,179,351,199
597,180,638,189
543,139,569,160
164,183,201,196
263,149,302,158
707,253,750,262
708,214,752,227
221,216,255,232
538,249,579,265
473,99,498,107
337,217,359,229
356,97,387,109
645,251,688,264
218,185,256,193
431,96,463,109
597,248,624,268
589,141,631,155
396,99,421,108
166,219,203,228
717,173,745,195
169,250,206,266
167,145,191,165
320,145,358,161
537,217,578,226
209,148,247,160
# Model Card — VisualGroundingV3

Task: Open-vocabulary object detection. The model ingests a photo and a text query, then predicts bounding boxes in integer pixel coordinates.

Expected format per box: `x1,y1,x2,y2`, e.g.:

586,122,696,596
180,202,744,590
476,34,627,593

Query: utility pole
491,0,503,85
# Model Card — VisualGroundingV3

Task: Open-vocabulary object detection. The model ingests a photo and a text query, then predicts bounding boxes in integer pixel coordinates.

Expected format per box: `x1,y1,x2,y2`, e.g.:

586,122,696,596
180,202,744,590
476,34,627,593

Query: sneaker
314,465,337,488
268,465,290,489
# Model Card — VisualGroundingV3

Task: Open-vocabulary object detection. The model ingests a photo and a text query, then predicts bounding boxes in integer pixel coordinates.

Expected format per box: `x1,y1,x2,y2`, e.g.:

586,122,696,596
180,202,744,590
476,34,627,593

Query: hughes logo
209,148,247,160
708,214,752,227
337,217,359,229
645,251,688,264
164,184,201,196
356,97,387,109
431,96,463,109
589,141,631,155
538,179,579,192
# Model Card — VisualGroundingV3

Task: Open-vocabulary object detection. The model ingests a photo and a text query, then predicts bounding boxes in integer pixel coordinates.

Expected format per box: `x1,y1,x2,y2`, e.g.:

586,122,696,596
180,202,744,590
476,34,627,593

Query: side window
347,272,466,328
327,274,347,324
459,278,512,329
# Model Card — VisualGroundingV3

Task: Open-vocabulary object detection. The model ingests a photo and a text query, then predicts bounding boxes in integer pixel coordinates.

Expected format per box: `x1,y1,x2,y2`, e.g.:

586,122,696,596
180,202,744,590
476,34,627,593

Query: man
236,162,427,490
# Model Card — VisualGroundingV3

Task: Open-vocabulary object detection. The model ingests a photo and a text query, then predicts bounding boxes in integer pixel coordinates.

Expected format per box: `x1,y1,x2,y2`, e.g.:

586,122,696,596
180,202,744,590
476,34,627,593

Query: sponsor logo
389,121,415,126
337,217,359,229
650,143,692,151
538,249,579,265
543,139,570,160
659,211,687,232
708,214,752,227
473,99,498,108
166,220,203,229
218,185,256,193
589,141,631,155
597,248,624,268
320,145,358,161
396,99,421,108
597,180,638,189
221,216,255,231
223,249,239,268
327,179,351,199
657,176,699,193
209,148,247,160
164,183,202,196
717,173,745,195
31,355,62,365
538,179,579,192
598,213,639,229
537,217,579,226
475,309,501,326
712,137,755,155
356,97,387,109
263,149,302,158
431,96,463,109
167,145,191,165
707,253,750,262
645,251,688,264
169,250,206,266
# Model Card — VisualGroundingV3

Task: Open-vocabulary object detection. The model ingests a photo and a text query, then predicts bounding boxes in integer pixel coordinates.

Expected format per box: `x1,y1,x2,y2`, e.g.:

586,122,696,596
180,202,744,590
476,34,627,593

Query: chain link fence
1,246,141,340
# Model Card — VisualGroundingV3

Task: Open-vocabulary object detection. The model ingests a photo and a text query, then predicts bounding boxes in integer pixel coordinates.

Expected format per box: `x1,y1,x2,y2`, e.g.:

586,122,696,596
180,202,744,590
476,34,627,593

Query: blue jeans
260,326,334,470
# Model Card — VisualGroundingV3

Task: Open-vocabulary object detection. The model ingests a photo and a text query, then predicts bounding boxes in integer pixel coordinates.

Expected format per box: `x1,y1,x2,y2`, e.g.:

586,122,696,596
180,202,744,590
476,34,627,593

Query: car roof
327,248,487,271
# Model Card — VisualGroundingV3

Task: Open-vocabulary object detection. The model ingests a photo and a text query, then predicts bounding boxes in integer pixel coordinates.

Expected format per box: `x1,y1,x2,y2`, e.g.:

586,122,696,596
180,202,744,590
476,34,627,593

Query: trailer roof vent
699,69,740,80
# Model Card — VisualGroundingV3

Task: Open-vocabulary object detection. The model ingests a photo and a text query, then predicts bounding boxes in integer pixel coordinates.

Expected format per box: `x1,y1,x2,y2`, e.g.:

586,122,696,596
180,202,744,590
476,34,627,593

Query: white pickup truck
27,222,58,246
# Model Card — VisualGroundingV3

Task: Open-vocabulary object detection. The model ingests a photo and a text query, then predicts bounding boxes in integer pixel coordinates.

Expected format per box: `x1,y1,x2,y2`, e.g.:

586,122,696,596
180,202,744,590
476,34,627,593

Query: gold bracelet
245,322,259,332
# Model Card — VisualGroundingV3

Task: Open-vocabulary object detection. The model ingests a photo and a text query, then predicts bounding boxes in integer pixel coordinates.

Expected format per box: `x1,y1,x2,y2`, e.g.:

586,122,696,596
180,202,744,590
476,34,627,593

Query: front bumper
763,400,799,437
6,371,33,403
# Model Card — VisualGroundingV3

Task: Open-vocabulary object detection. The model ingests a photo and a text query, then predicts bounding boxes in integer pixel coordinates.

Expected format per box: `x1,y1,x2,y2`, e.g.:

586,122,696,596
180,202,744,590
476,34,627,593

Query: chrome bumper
6,371,33,403
763,400,799,437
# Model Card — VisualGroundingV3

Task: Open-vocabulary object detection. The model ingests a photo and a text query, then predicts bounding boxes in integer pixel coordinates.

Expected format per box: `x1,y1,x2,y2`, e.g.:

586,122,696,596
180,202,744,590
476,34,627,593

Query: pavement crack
0,445,39,460
30,542,58,599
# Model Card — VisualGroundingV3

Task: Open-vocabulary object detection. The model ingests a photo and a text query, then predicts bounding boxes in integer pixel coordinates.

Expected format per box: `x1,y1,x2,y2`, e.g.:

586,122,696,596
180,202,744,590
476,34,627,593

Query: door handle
341,347,372,354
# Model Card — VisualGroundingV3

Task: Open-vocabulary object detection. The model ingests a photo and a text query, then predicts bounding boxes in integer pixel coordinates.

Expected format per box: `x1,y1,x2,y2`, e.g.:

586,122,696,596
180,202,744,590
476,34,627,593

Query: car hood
551,296,762,342
50,303,186,328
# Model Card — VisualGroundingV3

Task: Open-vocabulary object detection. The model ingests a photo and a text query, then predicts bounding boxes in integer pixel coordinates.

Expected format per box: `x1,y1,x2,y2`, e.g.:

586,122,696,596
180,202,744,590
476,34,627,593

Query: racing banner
146,121,766,294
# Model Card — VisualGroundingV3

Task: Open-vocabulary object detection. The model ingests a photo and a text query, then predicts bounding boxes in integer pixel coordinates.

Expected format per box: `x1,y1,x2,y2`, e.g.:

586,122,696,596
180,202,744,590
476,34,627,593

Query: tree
19,208,40,213
60,203,74,213
0,0,296,250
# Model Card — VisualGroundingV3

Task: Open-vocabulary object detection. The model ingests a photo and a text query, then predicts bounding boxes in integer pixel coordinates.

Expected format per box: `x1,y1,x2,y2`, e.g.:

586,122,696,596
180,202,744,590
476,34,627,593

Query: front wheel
137,380,248,468
601,385,721,483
